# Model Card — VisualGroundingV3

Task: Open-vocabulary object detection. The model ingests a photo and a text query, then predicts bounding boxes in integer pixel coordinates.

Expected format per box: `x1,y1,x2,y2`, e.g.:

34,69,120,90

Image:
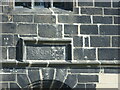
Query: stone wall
0,0,120,89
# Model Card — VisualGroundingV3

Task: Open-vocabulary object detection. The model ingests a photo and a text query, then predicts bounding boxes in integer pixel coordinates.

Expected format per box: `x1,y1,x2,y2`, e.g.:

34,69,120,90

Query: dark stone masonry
0,0,120,90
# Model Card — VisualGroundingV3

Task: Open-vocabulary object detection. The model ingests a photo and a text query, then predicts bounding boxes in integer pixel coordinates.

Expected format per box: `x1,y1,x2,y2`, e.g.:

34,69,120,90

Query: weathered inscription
26,45,65,60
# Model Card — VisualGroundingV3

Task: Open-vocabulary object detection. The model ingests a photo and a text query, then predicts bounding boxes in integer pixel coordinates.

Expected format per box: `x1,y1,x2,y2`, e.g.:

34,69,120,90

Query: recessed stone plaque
26,45,66,60
19,38,72,61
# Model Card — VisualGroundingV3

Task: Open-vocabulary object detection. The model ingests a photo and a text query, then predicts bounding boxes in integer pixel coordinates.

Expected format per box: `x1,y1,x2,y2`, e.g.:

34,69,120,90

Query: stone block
104,8,120,15
74,84,85,90
64,24,78,35
17,24,37,35
113,2,120,7
2,23,16,33
9,47,16,59
73,36,83,47
112,36,120,47
90,36,110,47
38,24,62,38
28,68,40,83
98,48,120,60
10,83,20,89
2,14,12,22
84,37,89,47
42,68,54,80
2,6,12,13
13,15,33,22
95,0,111,7
80,25,98,35
93,16,112,24
69,67,100,73
114,16,120,24
103,67,120,73
81,8,102,15
55,69,67,82
58,15,91,23
100,25,119,35
64,75,77,88
34,15,56,23
17,74,30,88
86,84,96,90
78,0,93,6
2,47,7,59
2,35,13,46
0,83,8,89
73,8,79,14
74,48,96,60
0,74,16,81
78,75,98,82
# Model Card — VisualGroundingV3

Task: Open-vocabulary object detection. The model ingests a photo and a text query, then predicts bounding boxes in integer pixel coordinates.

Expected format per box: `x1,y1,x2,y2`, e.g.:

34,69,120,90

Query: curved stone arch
26,80,72,90
16,68,77,89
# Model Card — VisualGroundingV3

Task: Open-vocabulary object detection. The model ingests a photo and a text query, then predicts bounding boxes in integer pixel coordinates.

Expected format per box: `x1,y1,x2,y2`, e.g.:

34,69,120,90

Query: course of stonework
0,0,120,89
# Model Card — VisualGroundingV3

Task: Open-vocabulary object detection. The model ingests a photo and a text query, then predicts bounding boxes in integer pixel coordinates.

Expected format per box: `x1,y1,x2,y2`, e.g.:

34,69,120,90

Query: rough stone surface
26,45,66,60
81,8,102,15
42,68,54,80
98,48,120,60
0,74,16,81
0,83,8,89
73,8,79,14
38,24,62,38
2,35,13,46
34,15,56,23
112,36,120,47
55,69,67,82
2,23,16,33
114,17,120,24
16,24,37,35
69,67,100,73
93,16,112,24
78,0,93,6
104,8,120,15
8,47,16,59
10,83,20,89
90,36,110,47
58,15,91,23
78,75,98,82
2,14,12,22
17,74,30,88
13,15,33,22
74,84,85,90
74,48,96,60
64,24,78,35
1,47,7,59
80,25,98,35
113,2,120,7
73,36,83,47
100,25,119,35
64,75,77,88
28,68,40,83
95,1,111,7
103,67,120,73
86,84,96,89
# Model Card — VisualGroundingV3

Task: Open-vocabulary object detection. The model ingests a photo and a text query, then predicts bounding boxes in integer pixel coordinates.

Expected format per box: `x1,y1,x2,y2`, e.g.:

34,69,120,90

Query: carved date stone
20,38,72,61
26,45,66,60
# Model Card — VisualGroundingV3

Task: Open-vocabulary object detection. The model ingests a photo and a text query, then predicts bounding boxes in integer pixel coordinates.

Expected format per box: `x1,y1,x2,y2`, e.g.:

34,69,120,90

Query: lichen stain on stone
8,15,12,21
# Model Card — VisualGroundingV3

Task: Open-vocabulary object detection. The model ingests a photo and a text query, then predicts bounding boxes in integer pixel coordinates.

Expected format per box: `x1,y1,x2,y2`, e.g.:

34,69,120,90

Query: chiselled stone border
19,37,73,61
